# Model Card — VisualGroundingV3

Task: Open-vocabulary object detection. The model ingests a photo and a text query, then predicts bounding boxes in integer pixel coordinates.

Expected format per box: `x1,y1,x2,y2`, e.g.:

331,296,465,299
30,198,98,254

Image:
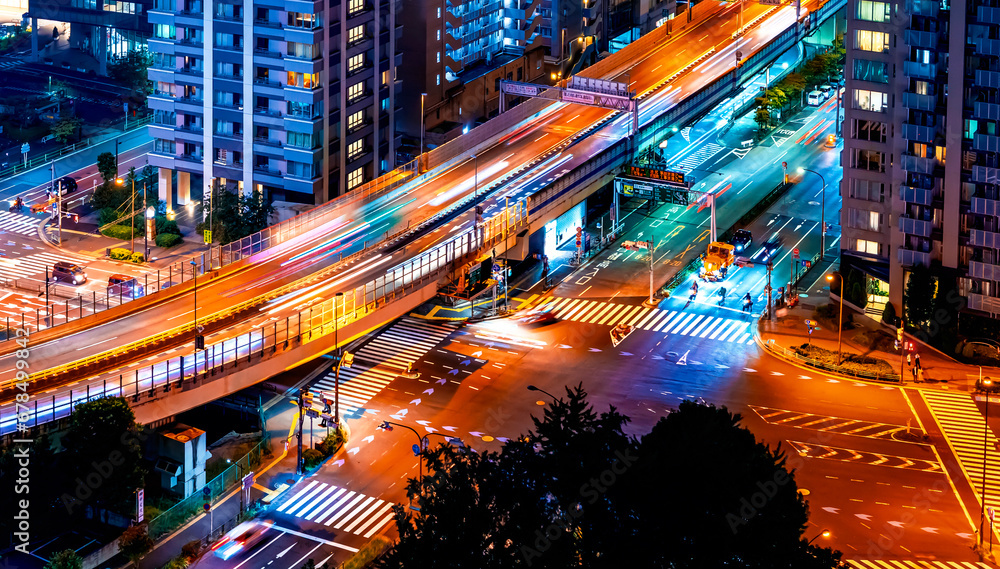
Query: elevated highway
1,0,845,436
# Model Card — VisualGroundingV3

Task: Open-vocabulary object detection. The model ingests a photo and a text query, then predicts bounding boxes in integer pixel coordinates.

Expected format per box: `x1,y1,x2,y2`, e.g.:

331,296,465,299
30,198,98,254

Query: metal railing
147,438,270,540
1,205,526,433
0,114,153,180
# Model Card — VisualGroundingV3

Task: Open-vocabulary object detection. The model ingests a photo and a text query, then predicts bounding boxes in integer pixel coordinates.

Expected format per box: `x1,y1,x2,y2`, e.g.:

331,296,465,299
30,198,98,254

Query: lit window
437,29,441,41
855,0,890,22
348,82,364,102
347,167,364,189
853,88,888,112
348,110,364,130
349,0,364,15
348,139,364,160
437,7,441,17
854,29,889,52
382,70,390,86
855,239,881,255
436,51,440,63
436,74,440,85
348,25,365,44
348,54,364,73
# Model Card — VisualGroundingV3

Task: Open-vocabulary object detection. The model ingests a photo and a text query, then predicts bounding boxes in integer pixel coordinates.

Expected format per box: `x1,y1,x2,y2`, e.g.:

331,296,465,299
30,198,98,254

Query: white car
212,520,274,560
806,90,823,106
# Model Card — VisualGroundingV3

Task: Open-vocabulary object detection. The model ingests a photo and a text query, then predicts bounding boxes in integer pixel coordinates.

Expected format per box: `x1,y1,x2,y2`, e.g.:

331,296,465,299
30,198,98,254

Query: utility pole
296,390,305,474
766,260,773,320
648,237,655,305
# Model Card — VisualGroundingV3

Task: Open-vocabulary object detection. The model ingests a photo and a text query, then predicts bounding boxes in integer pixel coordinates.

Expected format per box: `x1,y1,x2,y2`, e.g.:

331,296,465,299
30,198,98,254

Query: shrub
98,207,120,226
156,217,182,236
101,225,135,240
181,540,202,561
109,247,132,260
881,302,897,327
302,448,324,469
792,343,895,377
164,556,189,569
156,233,183,248
130,252,146,264
853,329,894,352
341,536,392,569
316,428,345,457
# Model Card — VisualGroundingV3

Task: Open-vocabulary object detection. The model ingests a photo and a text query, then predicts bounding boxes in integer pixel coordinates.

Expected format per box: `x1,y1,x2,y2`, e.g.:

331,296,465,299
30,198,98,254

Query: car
52,261,86,284
806,90,823,106
759,238,783,262
730,229,752,253
820,84,833,98
212,520,274,560
513,306,556,325
107,274,144,298
53,176,77,196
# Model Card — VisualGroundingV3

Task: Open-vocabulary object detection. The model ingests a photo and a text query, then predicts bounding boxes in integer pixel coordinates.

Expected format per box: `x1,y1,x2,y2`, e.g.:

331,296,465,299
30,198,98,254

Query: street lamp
420,93,427,173
826,272,844,365
982,378,994,550
145,206,155,259
798,167,827,261
191,259,204,358
527,384,558,404
807,529,831,545
115,174,136,254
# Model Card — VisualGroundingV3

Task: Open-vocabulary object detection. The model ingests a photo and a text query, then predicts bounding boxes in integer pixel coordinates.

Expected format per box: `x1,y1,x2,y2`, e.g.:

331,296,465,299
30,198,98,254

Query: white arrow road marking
921,527,938,534
590,348,602,352
276,544,295,558
332,459,345,467
347,447,360,455
362,435,374,444
497,437,509,442
716,364,729,369
423,388,434,394
821,507,840,514
854,514,872,521
690,360,703,365
957,532,974,539
853,383,867,387
442,425,457,432
472,351,483,357
410,398,422,405
827,379,840,383
652,355,664,360
558,344,573,349
436,378,446,384
799,375,811,379
469,431,485,437
677,350,689,366
620,352,633,356
887,521,905,528
744,368,757,372
770,371,784,376
416,420,431,426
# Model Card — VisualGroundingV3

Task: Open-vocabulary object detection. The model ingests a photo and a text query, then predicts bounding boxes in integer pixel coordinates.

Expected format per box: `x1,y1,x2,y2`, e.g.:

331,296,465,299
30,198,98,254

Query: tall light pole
420,93,427,173
982,378,993,551
527,384,558,402
826,272,844,365
145,206,155,259
807,530,831,545
334,291,344,426
798,167,827,261
191,259,203,360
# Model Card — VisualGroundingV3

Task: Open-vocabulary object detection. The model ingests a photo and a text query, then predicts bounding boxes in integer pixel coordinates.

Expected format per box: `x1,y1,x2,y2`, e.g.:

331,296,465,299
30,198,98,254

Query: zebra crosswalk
531,297,755,344
311,318,456,414
275,480,395,537
0,211,42,236
848,560,989,568
0,251,91,280
0,60,23,71
668,142,723,172
922,390,1000,515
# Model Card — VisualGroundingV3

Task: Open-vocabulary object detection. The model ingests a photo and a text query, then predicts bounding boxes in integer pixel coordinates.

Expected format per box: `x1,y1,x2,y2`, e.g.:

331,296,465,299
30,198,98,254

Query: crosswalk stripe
653,311,680,332
277,481,320,512
342,499,386,533
617,305,644,326
847,560,990,568
313,491,356,525
587,302,618,323
597,304,628,325
325,494,367,526
635,308,661,328
576,301,603,321
663,313,695,334
335,496,377,529
304,488,345,520
694,316,719,337
627,306,651,326
560,299,589,319
678,314,706,335
358,502,396,537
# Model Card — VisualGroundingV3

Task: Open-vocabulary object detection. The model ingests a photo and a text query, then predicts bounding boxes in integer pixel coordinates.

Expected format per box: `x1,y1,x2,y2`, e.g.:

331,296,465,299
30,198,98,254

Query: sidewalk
756,268,996,392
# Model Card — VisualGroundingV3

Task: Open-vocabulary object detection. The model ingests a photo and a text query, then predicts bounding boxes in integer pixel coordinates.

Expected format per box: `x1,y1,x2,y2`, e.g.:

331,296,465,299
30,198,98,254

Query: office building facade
841,0,1000,318
147,0,401,207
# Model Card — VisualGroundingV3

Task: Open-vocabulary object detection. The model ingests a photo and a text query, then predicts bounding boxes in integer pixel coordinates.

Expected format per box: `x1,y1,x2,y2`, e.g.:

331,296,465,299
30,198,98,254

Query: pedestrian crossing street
311,318,456,414
0,251,91,281
531,296,755,344
275,480,395,537
921,390,1000,514
0,211,42,236
848,561,989,568
668,142,723,173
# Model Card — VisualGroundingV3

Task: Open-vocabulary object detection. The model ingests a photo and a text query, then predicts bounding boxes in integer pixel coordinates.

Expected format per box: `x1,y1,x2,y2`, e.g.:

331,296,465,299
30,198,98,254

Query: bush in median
302,448,323,469
101,224,136,240
108,247,146,264
316,427,345,457
156,233,183,248
792,343,894,377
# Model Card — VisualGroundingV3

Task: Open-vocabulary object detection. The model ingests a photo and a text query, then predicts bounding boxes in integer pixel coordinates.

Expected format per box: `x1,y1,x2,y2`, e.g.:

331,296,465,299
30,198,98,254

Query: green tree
905,265,936,328
767,88,788,112
44,549,82,569
108,49,153,93
52,106,81,143
119,524,155,569
202,187,274,244
754,106,771,131
97,151,118,183
60,397,145,515
930,274,963,351
380,388,844,569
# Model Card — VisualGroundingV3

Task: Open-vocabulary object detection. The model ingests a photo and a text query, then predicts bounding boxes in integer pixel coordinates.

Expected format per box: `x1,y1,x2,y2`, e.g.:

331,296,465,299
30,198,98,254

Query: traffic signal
341,352,354,369
302,391,314,409
195,334,205,350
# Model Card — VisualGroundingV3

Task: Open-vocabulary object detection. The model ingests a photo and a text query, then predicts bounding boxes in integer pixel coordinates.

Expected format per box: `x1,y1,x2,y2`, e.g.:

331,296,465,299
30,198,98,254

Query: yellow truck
701,241,734,281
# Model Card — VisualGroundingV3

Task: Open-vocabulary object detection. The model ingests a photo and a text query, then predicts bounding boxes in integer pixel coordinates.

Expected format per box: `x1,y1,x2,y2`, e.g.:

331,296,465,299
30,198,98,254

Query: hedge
792,343,895,377
156,233,183,248
156,217,182,236
101,224,135,240
109,247,145,264
302,448,323,469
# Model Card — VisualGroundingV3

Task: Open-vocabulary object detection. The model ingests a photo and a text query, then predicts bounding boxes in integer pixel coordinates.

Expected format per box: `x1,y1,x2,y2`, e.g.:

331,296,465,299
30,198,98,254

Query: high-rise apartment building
147,0,401,207
841,0,1000,318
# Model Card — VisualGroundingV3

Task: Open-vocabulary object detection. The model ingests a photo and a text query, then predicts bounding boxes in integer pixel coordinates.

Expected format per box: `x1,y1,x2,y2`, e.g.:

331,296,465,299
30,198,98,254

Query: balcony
976,69,1000,89
898,248,931,267
254,18,282,28
214,130,244,140
972,165,1000,185
177,153,204,164
972,196,1000,216
904,28,937,50
973,133,1000,153
899,216,933,238
970,260,1000,281
971,229,1000,248
901,122,936,144
900,153,936,175
253,77,282,88
900,185,934,206
968,292,1000,315
975,101,1000,122
254,136,282,147
253,164,282,176
978,5,1000,25
254,107,282,117
974,37,1000,57
910,0,938,16
902,60,937,80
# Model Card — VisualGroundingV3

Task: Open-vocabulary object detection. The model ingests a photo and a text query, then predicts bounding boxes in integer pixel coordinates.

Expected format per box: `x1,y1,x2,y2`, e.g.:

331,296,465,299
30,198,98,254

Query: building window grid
348,139,364,161
348,82,364,103
348,167,364,189
348,110,364,131
348,54,365,74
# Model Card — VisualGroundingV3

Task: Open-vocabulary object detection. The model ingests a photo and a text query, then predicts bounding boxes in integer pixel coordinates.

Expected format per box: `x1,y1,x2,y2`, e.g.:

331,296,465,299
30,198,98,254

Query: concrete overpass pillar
158,168,173,204
30,17,38,62
177,171,191,205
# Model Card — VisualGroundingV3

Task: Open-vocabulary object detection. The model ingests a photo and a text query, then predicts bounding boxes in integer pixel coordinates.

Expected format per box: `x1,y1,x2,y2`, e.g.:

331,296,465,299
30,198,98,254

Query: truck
701,241,734,281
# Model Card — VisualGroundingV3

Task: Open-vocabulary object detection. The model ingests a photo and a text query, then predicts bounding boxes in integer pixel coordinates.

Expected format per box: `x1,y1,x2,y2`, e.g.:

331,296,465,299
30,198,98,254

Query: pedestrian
912,366,918,382
907,352,912,366
915,353,921,370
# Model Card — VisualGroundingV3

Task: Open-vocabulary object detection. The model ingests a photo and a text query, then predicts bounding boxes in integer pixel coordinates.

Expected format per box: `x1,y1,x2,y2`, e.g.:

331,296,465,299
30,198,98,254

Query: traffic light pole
297,390,305,475
766,261,773,320
648,238,655,306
